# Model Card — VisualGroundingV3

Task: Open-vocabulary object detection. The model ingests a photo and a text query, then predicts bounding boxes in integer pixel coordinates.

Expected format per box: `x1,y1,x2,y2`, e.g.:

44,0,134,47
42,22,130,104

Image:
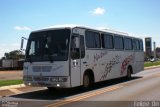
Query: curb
0,84,25,91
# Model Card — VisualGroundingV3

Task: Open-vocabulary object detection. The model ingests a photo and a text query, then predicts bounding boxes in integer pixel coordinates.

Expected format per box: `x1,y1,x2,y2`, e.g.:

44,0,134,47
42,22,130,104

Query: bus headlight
50,77,67,82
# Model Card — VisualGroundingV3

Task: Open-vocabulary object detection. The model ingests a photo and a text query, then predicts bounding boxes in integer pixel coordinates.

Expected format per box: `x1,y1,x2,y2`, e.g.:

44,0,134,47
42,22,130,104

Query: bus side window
114,35,124,50
133,39,140,50
102,33,114,49
124,37,132,50
85,31,101,48
139,40,143,51
133,39,137,50
80,35,85,58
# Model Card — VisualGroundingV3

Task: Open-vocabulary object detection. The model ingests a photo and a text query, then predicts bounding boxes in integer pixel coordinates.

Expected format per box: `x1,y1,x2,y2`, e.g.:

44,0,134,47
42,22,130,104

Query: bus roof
32,24,142,40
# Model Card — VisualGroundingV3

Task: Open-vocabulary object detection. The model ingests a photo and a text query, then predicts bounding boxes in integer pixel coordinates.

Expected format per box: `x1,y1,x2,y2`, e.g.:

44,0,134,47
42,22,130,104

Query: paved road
0,70,23,80
1,68,160,107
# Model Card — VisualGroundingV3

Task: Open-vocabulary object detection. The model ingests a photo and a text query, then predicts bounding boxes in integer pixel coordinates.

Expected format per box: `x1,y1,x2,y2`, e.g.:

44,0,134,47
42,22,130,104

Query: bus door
70,35,85,87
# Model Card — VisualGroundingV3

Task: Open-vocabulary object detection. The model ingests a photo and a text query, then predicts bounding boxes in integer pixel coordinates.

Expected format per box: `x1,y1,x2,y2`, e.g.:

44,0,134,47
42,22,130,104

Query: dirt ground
0,70,23,81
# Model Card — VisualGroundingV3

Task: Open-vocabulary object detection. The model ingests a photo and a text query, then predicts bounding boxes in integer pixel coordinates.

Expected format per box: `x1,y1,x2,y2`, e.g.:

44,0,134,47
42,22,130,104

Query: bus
21,25,144,89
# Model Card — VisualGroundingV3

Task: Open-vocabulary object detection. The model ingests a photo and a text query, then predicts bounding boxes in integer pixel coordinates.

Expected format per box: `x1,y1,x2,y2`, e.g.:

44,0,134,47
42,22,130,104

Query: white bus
21,25,144,89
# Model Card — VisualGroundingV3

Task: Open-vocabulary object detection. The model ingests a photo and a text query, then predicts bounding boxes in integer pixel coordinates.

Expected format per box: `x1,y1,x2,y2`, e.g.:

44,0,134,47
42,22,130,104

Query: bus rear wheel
126,67,132,79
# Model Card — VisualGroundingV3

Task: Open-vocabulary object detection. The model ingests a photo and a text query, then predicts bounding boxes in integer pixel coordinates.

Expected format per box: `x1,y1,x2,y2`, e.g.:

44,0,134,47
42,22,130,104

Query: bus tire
126,66,132,79
83,72,93,89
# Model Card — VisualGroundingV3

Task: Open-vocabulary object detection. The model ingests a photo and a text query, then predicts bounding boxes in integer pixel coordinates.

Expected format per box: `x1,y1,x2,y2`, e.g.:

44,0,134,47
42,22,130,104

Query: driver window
71,35,85,59
71,35,80,59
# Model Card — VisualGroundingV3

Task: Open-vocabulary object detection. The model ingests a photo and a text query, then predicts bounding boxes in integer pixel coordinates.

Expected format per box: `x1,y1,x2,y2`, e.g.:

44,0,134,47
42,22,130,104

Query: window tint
114,36,124,49
102,33,113,49
71,35,85,59
80,35,85,58
85,31,101,48
124,37,132,50
133,39,140,50
71,35,80,59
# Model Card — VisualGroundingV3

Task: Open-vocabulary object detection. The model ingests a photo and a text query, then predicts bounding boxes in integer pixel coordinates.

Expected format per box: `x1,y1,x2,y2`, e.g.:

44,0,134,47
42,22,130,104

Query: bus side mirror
20,37,28,51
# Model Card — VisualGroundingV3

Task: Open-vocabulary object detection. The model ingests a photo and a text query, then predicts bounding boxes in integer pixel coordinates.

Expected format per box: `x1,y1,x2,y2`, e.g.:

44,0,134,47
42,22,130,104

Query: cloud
91,7,106,15
14,26,31,31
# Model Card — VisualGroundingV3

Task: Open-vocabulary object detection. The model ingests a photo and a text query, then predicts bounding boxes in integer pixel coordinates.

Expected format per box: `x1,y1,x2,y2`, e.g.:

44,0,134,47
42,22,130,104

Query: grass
144,61,160,67
0,79,23,87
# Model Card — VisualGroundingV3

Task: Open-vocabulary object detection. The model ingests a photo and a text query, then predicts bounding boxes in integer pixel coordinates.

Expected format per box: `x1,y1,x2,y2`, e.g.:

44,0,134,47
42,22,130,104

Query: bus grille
32,66,52,72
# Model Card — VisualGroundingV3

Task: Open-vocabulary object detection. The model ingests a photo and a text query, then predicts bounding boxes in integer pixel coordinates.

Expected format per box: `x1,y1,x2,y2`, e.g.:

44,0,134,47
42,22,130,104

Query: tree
4,50,25,60
156,47,160,58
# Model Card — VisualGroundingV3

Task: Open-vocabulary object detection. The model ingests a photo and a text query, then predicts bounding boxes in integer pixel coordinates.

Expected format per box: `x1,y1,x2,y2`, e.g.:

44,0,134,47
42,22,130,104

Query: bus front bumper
23,76,71,88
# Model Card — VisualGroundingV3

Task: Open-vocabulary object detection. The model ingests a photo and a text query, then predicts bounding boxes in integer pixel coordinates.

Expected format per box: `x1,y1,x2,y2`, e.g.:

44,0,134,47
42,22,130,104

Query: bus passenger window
102,33,113,49
85,31,101,48
114,36,124,49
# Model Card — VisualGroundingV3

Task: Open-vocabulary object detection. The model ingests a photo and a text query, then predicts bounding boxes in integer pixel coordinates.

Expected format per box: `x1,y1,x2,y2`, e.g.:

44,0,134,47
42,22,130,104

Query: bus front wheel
83,73,93,89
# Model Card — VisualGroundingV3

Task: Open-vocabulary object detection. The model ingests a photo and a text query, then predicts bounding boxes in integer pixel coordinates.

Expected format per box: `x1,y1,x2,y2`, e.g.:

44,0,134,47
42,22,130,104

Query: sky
0,0,160,58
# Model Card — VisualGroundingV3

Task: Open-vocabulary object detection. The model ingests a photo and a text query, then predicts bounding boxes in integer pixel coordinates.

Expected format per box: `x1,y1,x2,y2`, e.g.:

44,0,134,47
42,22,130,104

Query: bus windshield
25,29,70,62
